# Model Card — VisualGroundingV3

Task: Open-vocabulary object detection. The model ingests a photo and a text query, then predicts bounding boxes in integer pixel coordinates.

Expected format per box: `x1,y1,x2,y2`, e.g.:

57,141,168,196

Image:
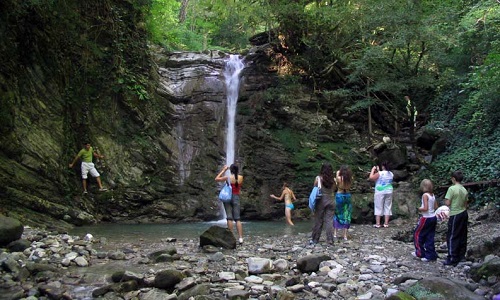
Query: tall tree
179,0,189,23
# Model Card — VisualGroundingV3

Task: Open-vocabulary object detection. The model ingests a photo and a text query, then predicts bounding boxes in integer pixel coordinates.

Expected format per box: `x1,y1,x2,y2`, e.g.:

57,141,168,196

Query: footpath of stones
1,213,498,300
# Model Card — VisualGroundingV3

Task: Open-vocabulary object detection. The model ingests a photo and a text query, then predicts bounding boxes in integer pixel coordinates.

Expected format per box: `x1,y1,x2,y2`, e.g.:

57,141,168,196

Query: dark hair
320,162,335,189
230,164,239,187
451,170,464,183
339,165,352,186
380,161,390,171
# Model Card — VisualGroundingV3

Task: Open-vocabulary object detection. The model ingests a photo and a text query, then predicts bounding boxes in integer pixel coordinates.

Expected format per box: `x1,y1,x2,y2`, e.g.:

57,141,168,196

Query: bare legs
375,215,390,227
96,177,104,189
236,220,243,239
227,220,244,241
285,208,294,226
334,228,348,240
82,177,105,192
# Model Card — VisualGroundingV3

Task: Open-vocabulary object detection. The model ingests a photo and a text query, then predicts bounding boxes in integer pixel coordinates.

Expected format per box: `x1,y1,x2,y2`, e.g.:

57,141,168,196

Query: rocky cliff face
0,1,420,230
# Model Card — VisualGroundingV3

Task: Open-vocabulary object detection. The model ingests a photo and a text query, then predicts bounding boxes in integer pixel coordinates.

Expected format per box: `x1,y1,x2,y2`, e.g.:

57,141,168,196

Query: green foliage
144,0,181,48
458,49,500,135
145,0,269,51
272,128,371,184
117,73,150,101
418,1,500,208
419,133,500,206
262,75,303,105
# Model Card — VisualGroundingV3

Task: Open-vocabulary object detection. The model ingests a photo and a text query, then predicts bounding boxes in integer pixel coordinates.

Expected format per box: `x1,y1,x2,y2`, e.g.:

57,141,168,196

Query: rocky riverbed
1,208,499,300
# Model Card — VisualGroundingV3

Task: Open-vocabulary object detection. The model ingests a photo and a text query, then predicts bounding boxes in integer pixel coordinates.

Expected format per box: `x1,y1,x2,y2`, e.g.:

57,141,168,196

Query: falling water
217,55,244,221
223,55,245,166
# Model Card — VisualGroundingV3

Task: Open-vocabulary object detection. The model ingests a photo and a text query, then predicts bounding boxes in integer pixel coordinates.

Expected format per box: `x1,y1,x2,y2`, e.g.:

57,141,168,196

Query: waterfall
217,55,244,221
223,55,245,167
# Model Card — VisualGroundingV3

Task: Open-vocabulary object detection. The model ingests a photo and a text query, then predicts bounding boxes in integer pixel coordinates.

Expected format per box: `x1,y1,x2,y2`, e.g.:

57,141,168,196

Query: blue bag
308,176,322,211
218,181,232,203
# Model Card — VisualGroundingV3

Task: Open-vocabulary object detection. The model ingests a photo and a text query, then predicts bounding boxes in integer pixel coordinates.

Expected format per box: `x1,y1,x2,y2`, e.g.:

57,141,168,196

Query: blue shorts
286,203,294,210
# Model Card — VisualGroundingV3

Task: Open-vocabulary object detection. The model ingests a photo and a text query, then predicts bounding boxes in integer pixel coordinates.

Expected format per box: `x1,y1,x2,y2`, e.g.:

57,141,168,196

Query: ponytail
230,164,239,187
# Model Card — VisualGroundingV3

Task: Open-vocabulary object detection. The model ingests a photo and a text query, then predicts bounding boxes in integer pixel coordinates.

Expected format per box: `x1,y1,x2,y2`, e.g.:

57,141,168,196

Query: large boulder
372,142,407,171
199,225,236,249
405,277,484,300
296,254,331,273
470,255,500,282
154,269,185,292
0,216,23,247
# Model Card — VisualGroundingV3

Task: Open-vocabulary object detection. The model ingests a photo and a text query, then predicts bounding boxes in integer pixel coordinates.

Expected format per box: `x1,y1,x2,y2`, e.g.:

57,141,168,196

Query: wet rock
246,257,272,275
6,239,31,252
154,269,185,291
470,255,500,282
297,254,331,273
0,216,23,247
199,226,236,249
405,277,485,300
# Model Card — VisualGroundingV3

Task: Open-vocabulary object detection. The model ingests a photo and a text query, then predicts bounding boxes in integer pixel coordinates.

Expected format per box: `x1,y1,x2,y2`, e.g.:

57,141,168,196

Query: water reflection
70,220,313,243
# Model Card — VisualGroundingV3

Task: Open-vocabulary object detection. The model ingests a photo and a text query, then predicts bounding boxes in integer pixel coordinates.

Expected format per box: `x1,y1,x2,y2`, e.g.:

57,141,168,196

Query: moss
271,128,372,185
386,291,416,300
406,283,446,299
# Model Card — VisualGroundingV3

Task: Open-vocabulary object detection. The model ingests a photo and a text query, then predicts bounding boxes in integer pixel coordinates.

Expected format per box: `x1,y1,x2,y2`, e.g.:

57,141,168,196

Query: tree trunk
367,81,372,136
368,106,372,136
179,0,189,23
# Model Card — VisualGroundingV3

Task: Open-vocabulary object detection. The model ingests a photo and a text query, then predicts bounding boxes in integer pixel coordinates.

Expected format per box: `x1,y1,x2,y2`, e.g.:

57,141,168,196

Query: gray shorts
223,194,241,221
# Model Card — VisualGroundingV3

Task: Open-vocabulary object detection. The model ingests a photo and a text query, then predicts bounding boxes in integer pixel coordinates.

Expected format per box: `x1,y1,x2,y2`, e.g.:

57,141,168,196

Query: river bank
1,208,499,299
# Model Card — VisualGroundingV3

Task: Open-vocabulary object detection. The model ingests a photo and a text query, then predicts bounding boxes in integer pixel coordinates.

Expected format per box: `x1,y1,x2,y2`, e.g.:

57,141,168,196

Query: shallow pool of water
69,220,314,244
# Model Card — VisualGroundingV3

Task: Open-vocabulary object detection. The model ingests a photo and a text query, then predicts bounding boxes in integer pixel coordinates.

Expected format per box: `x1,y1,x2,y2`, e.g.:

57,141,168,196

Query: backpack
218,181,232,203
308,176,322,211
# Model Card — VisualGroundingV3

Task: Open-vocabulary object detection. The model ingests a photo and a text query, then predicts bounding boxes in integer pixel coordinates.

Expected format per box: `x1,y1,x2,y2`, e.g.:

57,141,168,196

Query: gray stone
406,277,485,300
0,217,23,247
296,254,331,273
246,257,273,275
154,269,185,292
199,226,236,249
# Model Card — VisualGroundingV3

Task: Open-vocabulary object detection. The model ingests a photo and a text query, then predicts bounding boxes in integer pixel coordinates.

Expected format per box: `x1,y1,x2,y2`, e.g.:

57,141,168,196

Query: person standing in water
215,164,244,244
271,182,296,226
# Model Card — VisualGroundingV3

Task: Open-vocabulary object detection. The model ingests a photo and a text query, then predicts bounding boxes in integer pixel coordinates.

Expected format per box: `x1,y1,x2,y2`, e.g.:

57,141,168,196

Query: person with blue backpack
215,164,244,244
309,162,336,245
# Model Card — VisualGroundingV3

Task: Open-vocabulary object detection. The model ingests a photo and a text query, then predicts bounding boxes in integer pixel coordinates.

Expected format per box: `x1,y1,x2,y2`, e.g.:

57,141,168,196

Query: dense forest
146,0,499,205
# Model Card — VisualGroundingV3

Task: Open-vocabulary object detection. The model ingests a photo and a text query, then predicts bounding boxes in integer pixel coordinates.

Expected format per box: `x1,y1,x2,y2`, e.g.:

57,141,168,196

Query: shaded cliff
0,0,185,229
